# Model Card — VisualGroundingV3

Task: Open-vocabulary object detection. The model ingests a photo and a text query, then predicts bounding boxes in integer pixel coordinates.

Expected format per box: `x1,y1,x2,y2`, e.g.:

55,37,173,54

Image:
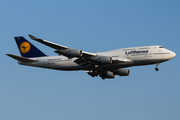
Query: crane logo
20,41,31,54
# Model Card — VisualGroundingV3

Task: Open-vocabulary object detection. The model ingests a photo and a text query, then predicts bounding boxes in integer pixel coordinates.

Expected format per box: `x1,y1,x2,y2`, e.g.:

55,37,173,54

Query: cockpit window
159,46,164,48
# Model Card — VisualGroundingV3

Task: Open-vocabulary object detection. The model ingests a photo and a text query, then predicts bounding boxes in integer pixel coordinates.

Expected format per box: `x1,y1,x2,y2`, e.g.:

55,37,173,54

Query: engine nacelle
105,71,115,78
115,69,130,76
67,49,83,58
98,56,112,64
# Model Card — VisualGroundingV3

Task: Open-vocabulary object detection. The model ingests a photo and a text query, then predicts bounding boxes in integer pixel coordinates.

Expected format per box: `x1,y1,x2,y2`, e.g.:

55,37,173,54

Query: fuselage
19,45,176,71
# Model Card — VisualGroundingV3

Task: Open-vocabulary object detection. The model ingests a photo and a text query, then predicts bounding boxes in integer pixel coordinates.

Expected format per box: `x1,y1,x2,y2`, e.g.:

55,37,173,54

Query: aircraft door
149,52,152,57
43,60,50,68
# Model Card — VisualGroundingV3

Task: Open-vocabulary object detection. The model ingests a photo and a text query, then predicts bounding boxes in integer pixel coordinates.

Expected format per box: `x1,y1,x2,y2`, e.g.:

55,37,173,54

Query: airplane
6,34,176,80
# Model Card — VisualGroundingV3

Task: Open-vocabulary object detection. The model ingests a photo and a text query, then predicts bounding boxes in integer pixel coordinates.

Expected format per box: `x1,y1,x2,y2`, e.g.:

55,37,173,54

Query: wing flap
6,54,38,62
82,51,97,58
113,58,133,63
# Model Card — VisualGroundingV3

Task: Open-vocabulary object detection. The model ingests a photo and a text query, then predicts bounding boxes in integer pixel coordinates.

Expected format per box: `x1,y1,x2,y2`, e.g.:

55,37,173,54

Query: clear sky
0,0,179,120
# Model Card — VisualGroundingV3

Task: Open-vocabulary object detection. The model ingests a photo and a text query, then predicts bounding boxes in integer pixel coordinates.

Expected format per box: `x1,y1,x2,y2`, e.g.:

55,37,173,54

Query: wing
28,34,96,58
28,34,133,65
28,34,69,50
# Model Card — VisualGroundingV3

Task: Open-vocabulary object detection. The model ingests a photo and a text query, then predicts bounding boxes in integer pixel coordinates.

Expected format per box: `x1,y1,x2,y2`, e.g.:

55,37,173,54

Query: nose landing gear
155,63,160,71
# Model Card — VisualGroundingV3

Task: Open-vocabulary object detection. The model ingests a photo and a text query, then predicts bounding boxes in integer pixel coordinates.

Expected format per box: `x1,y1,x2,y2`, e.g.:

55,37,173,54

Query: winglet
28,34,39,40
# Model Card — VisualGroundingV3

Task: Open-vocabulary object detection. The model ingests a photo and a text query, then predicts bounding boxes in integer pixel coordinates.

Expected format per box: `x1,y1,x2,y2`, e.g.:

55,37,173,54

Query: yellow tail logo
20,41,31,54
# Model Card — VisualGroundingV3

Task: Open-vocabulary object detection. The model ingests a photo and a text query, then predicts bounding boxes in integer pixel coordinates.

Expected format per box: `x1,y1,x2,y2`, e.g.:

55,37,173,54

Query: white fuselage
19,45,176,71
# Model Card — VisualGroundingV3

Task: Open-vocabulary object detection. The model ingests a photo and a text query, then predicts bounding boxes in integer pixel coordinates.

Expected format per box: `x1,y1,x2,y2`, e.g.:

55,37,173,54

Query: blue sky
0,0,179,120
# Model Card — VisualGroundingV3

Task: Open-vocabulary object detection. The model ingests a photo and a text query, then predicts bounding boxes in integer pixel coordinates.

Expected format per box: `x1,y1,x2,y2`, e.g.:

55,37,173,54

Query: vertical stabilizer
15,36,47,58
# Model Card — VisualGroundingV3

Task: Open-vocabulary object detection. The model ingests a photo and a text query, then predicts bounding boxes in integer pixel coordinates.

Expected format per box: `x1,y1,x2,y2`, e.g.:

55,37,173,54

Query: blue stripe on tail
15,36,47,58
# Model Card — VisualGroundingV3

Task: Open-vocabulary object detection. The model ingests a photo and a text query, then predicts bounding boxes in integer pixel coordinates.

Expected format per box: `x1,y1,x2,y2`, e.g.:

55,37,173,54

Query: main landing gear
88,65,99,77
99,73,107,80
155,63,160,71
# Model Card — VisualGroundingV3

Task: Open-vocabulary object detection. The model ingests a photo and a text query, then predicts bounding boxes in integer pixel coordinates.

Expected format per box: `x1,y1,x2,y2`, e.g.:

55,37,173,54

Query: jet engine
115,69,130,76
67,49,83,58
97,56,112,64
105,71,115,78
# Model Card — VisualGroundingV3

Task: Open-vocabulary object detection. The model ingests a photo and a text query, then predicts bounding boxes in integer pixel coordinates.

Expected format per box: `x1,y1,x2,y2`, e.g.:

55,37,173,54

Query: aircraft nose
165,50,176,60
171,51,176,58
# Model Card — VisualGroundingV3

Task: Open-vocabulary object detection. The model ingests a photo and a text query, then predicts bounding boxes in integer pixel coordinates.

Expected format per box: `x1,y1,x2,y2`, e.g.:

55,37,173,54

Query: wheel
101,76,105,80
91,75,95,77
155,68,159,71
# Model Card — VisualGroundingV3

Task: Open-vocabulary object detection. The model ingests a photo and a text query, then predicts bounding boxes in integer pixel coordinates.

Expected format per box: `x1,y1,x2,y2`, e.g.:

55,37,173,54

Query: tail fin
15,36,47,58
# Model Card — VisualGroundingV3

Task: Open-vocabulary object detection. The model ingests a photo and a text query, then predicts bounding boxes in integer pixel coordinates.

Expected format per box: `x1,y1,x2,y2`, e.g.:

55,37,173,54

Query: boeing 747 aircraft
6,35,176,79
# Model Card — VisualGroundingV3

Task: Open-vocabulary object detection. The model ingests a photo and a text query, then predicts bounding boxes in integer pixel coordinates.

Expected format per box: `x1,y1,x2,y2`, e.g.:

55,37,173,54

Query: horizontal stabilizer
6,54,38,62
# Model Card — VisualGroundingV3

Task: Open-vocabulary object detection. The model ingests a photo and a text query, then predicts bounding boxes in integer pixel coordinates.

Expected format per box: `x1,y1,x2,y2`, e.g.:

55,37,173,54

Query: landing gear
88,71,98,77
101,77,105,80
155,63,160,71
99,73,107,80
88,66,99,78
88,71,106,79
88,65,108,80
155,68,159,71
